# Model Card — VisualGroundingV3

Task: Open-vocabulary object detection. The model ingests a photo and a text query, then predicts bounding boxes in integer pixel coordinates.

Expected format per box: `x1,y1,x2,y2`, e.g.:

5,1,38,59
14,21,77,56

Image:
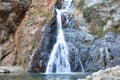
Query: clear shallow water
0,72,89,80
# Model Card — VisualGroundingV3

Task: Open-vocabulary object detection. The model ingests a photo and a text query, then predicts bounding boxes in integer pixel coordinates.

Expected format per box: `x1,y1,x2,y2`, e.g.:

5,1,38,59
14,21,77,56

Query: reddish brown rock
0,0,63,72
0,0,32,66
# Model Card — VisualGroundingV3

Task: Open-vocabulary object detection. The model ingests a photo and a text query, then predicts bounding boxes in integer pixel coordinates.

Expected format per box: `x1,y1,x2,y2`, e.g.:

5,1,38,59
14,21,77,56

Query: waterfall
46,0,72,73
62,0,72,9
78,57,85,73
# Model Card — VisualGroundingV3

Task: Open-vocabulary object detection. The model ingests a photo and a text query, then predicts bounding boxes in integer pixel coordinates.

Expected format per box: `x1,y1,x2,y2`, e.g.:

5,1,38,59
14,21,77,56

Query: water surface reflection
0,72,89,80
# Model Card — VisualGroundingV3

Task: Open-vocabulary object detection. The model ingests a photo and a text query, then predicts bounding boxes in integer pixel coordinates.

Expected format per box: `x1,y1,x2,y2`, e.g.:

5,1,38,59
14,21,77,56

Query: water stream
78,57,85,73
46,0,72,73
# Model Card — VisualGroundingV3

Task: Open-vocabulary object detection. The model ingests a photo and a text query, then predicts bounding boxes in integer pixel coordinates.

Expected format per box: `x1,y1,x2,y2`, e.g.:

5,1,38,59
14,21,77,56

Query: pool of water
0,72,89,80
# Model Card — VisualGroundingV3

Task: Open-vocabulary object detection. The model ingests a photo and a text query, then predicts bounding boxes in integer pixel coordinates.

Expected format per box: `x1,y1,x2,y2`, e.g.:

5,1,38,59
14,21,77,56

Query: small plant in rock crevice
89,26,105,38
89,24,120,38
77,0,85,9
83,7,106,26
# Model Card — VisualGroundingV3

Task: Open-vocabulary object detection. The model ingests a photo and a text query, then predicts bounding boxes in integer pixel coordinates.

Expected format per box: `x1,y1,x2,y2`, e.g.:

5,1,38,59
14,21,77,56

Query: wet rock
64,28,95,72
0,69,10,73
84,32,120,72
28,0,120,73
1,0,118,73
0,66,23,73
29,17,57,72
28,0,67,72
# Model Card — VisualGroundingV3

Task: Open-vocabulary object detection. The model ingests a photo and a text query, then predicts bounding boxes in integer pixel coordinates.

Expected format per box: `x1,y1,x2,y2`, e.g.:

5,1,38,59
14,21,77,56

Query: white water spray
46,0,72,73
62,0,72,9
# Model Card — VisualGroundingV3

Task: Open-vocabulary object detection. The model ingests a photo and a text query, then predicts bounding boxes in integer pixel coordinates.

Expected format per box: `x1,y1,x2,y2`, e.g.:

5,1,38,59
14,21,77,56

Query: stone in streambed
0,66,24,73
0,69,10,73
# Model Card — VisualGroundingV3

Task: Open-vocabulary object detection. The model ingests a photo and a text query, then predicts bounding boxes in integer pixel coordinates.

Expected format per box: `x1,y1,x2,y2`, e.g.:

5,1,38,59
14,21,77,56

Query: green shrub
118,19,120,26
89,25,120,38
77,0,85,9
83,7,106,26
89,26,105,38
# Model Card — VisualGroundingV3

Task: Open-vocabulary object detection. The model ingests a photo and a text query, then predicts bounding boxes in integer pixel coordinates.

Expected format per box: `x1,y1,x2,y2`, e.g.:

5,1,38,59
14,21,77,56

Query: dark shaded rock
29,17,57,72
67,43,78,72
85,32,120,72
64,28,120,73
55,0,64,9
28,0,69,72
28,0,120,73
64,29,95,72
0,69,10,73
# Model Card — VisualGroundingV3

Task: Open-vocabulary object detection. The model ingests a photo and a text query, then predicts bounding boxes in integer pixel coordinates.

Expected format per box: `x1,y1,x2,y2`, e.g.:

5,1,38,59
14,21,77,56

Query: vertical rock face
0,0,59,68
28,0,64,73
14,0,61,72
0,0,32,66
0,0,60,68
0,0,120,73
65,0,120,72
29,0,120,73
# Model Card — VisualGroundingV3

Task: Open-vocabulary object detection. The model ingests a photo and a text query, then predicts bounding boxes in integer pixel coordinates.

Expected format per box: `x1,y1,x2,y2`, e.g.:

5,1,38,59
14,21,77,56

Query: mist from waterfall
46,0,72,73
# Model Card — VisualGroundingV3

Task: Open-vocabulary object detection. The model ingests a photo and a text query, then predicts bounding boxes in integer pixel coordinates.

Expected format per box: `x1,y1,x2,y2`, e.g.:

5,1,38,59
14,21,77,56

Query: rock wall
29,0,120,72
0,0,32,66
0,0,120,73
63,0,120,72
0,0,57,68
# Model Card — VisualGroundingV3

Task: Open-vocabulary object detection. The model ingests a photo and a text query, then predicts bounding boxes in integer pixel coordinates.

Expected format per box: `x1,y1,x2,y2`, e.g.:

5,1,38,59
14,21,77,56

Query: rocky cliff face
0,0,57,68
65,0,120,72
0,0,120,73
30,0,120,72
0,0,32,66
72,0,120,72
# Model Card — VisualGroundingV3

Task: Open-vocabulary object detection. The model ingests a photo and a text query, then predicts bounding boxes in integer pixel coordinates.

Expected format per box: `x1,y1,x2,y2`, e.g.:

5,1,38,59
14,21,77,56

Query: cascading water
46,0,72,73
78,57,85,73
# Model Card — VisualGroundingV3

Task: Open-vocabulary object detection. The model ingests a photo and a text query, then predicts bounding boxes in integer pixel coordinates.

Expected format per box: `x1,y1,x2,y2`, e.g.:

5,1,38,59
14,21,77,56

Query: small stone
0,69,10,73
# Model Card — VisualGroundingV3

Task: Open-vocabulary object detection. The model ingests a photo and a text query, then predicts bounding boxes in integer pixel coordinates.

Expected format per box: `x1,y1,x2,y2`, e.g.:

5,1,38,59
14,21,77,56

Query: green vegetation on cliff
83,7,106,26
